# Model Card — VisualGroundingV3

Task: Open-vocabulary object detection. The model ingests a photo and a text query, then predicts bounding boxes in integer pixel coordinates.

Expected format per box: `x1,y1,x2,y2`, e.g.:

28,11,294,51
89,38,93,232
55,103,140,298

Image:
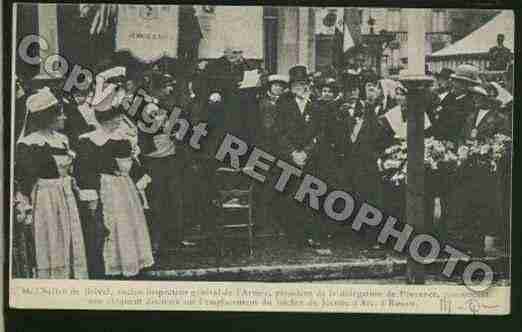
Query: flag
84,4,118,35
331,10,355,70
341,19,355,52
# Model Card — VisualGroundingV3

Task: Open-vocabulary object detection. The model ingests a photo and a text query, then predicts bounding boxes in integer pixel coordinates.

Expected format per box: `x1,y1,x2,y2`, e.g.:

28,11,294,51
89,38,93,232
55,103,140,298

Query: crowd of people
12,44,513,280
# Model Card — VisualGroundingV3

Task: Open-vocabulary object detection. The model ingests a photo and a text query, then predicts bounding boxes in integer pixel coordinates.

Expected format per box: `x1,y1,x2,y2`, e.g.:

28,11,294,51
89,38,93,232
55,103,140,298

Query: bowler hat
451,64,481,85
434,68,454,80
289,65,309,84
341,72,361,91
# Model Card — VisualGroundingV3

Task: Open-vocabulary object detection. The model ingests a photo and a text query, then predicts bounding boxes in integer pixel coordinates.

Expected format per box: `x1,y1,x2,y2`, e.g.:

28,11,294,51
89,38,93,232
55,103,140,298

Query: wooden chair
214,167,255,266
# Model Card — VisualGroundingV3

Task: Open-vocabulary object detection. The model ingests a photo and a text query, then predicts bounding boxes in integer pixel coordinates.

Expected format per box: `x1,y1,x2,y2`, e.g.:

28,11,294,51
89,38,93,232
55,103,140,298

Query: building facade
19,5,502,80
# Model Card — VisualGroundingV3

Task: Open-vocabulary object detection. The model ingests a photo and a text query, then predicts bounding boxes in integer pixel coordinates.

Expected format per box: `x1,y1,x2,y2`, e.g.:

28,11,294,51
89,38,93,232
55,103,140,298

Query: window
387,9,401,31
432,9,447,33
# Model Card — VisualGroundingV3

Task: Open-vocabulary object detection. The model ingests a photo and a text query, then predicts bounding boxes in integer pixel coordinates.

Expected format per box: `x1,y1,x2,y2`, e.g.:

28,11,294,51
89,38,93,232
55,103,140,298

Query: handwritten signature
458,299,500,314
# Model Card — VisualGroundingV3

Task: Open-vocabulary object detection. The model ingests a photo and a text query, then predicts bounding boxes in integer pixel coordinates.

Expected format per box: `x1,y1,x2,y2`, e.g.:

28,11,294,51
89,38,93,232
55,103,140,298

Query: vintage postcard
8,4,513,314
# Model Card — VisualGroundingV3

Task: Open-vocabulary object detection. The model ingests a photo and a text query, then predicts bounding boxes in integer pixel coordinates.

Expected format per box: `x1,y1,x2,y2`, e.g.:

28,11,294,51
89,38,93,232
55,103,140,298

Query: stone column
297,7,315,72
34,3,60,79
401,9,433,285
277,7,299,74
277,7,315,74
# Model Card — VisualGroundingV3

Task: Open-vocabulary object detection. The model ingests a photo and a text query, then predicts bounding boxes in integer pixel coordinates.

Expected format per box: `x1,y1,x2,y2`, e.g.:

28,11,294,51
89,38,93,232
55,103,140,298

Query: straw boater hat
267,74,289,86
468,86,489,97
451,64,482,85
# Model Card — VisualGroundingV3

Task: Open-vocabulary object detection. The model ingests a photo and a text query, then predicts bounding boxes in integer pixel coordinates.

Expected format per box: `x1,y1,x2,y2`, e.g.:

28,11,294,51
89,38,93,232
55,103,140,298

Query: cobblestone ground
159,233,386,270
156,222,509,274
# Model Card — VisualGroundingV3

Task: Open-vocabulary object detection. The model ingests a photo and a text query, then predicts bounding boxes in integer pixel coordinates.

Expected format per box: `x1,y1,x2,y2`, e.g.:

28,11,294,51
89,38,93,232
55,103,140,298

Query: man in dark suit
431,64,481,144
200,46,257,142
274,65,322,248
425,68,455,239
428,68,453,124
330,73,368,187
329,73,383,247
455,86,510,255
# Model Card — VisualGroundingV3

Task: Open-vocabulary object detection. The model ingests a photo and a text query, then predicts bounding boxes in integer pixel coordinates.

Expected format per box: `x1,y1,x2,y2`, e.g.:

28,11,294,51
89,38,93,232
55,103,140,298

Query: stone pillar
35,3,60,79
277,7,315,74
401,9,433,285
277,7,299,74
297,7,315,72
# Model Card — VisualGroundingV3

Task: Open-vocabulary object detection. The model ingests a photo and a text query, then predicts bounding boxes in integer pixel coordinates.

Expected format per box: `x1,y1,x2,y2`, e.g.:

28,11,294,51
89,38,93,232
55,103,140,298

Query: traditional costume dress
76,66,154,277
14,88,88,279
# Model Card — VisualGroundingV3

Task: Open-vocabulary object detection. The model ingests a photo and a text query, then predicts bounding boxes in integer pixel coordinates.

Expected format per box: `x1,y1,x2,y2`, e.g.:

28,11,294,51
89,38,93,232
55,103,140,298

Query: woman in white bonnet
76,66,154,279
15,87,89,279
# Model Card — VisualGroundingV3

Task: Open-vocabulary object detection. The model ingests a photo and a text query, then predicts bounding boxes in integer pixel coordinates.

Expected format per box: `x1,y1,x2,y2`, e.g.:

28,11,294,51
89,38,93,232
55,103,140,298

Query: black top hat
342,71,362,91
289,65,309,84
434,68,454,80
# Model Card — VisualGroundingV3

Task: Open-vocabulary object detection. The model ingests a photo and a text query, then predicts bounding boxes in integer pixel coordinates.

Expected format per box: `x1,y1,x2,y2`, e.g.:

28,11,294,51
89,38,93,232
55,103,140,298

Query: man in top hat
455,85,510,255
275,65,319,168
337,72,383,212
323,70,384,247
329,71,366,182
274,65,323,248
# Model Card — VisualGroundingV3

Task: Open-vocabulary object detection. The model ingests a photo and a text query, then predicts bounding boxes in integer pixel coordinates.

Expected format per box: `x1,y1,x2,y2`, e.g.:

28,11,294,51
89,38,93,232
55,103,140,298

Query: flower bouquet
379,137,460,186
457,133,511,173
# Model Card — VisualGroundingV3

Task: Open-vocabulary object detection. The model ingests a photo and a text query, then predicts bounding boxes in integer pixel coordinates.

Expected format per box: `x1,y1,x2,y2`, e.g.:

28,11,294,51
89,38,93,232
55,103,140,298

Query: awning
431,10,514,58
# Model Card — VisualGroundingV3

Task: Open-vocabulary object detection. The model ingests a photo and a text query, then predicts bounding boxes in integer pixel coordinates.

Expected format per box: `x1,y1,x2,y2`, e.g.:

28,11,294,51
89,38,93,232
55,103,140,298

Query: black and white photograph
8,4,514,314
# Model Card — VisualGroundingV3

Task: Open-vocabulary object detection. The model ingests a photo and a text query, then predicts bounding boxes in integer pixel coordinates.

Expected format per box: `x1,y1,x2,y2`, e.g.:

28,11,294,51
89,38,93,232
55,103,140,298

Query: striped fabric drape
57,5,116,71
